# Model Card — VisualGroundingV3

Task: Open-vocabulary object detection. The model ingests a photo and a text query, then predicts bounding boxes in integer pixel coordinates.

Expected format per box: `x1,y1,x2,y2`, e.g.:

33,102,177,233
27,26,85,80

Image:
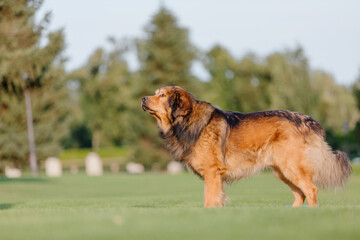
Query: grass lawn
0,167,360,240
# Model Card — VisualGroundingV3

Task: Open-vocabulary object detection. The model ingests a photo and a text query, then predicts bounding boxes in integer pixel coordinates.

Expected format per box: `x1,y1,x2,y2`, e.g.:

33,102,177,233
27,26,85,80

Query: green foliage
203,45,271,112
0,0,70,166
62,122,92,149
0,0,63,93
265,47,316,115
68,40,131,149
312,71,358,132
203,46,358,135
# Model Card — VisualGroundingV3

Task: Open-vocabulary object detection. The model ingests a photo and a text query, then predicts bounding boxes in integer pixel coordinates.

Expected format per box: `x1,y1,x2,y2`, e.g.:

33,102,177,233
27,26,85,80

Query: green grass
0,169,360,240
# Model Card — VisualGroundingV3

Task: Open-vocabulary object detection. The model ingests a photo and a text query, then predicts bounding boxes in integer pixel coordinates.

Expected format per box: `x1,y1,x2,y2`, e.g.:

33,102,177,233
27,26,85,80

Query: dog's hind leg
293,176,318,207
277,165,318,207
273,167,306,207
272,137,319,207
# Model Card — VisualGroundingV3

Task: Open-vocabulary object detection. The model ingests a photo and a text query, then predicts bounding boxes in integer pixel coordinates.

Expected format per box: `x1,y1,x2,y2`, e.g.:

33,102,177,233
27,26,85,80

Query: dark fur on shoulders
212,109,245,129
160,101,215,162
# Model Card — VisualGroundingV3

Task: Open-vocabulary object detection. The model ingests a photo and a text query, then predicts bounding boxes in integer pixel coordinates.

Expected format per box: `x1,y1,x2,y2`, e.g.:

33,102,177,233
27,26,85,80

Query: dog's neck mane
160,101,215,162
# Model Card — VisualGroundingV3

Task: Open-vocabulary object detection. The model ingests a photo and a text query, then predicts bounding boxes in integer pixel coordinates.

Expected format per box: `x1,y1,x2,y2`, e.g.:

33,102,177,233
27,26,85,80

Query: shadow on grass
0,177,47,184
0,202,21,210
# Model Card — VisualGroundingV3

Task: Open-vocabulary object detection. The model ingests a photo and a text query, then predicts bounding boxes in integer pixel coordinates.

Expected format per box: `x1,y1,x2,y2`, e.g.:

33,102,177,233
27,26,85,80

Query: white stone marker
45,157,62,177
85,152,103,176
5,167,22,178
125,162,144,174
167,161,184,175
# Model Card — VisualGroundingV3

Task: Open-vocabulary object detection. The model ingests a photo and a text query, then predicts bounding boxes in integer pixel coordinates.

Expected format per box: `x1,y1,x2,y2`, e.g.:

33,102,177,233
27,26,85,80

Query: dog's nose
142,96,148,102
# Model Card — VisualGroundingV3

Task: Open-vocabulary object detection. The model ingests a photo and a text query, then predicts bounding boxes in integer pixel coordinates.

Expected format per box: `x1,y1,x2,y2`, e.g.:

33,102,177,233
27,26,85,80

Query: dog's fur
141,86,352,207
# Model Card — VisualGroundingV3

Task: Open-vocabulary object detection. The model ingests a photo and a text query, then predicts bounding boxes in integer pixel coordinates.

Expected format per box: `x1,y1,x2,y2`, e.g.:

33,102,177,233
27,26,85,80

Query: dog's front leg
204,170,224,208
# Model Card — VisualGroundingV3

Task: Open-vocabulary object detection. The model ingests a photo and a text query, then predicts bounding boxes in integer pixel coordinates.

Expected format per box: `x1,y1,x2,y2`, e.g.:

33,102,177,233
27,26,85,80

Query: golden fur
141,86,352,207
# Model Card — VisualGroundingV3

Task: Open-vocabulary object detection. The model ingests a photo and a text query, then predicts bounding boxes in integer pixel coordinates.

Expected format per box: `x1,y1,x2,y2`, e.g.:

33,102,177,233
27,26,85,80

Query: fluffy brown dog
141,86,351,207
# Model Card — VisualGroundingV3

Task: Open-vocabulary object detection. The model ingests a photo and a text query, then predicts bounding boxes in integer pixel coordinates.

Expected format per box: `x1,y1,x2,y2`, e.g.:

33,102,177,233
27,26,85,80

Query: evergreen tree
136,7,197,92
130,7,200,168
0,0,70,168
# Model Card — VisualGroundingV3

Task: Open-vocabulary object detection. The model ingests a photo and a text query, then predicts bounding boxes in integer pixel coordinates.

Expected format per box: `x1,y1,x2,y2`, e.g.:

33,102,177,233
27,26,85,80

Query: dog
141,86,351,207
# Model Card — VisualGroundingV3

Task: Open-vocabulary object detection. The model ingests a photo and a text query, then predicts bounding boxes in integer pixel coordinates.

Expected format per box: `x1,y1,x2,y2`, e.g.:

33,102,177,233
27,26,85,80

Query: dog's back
220,109,351,191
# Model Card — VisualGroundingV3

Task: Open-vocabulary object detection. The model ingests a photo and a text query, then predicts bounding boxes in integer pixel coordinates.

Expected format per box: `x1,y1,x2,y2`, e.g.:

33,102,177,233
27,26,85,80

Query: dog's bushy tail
307,138,352,189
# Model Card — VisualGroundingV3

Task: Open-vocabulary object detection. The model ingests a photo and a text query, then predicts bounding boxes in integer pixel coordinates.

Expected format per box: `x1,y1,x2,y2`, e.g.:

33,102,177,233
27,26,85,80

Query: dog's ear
169,90,192,119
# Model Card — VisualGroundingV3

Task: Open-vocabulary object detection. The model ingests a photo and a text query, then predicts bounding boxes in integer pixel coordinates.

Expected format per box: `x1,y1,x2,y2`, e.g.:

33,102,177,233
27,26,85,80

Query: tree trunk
92,130,100,150
24,89,38,176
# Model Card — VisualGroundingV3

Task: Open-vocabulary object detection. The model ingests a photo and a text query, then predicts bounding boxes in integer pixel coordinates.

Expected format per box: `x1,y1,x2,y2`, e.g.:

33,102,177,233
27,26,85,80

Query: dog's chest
185,160,204,179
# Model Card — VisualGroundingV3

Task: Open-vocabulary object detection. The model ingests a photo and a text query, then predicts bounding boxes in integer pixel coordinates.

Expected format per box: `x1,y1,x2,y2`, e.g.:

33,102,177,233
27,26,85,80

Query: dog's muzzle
141,97,149,111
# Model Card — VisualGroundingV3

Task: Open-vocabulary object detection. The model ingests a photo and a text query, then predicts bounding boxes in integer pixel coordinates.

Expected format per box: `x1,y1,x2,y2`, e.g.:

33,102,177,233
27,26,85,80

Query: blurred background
1,0,360,175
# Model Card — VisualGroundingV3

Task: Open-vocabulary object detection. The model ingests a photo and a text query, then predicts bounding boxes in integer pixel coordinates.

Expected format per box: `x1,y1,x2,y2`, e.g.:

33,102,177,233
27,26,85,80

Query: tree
203,45,238,110
0,0,69,172
68,39,130,149
265,47,318,116
203,45,271,112
136,6,198,92
129,7,201,168
311,71,358,133
204,45,358,136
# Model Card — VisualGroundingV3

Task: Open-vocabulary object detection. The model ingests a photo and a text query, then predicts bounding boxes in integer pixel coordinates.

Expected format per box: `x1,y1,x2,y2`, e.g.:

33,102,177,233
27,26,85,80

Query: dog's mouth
142,103,156,115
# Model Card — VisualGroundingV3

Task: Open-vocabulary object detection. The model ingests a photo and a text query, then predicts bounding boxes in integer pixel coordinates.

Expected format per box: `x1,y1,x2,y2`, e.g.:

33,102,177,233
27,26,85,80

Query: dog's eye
160,94,166,97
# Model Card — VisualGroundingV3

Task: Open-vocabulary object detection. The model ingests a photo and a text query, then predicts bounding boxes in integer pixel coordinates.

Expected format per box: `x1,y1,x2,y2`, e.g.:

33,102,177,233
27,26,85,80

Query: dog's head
142,86,194,124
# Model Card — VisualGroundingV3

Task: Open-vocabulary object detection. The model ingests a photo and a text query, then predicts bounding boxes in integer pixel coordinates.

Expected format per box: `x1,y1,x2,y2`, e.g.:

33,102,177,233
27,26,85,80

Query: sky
37,0,360,85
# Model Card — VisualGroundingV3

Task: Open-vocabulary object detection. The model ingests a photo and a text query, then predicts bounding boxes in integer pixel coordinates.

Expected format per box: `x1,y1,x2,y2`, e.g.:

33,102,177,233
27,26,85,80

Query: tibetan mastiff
141,86,351,207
